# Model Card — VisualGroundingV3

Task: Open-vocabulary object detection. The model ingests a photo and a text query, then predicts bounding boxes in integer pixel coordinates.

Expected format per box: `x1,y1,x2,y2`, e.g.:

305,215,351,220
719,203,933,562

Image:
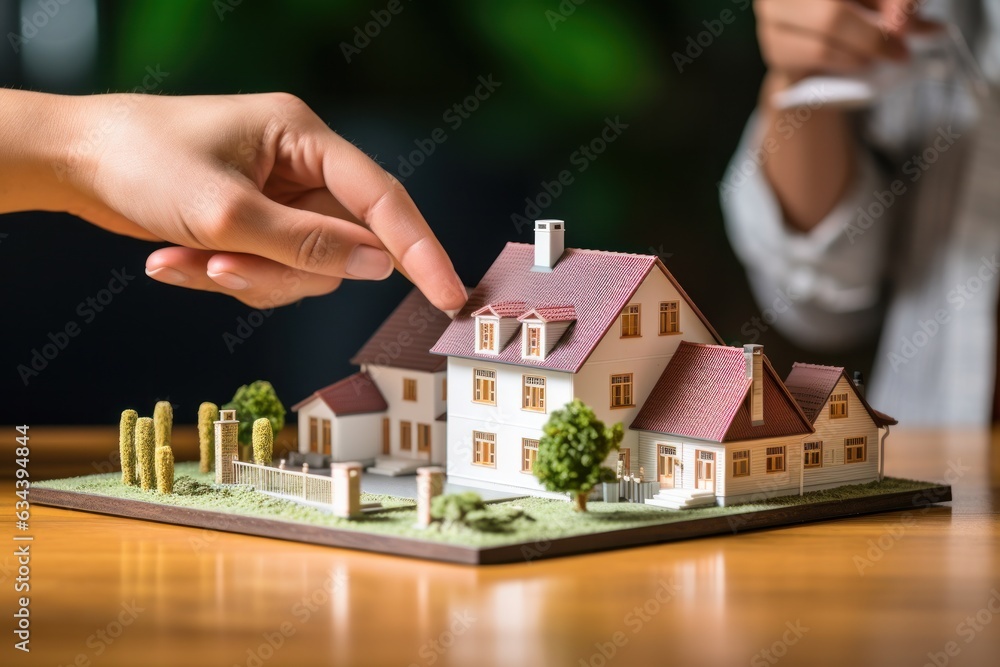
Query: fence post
416,466,445,527
331,462,362,518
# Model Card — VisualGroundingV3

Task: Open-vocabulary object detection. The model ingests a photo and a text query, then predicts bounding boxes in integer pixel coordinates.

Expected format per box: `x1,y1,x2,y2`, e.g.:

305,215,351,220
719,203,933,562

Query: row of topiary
118,401,176,494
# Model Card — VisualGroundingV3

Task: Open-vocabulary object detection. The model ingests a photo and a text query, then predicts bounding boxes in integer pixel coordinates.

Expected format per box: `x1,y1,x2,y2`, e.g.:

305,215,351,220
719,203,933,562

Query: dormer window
477,318,497,353
472,302,526,355
517,305,576,362
525,325,542,357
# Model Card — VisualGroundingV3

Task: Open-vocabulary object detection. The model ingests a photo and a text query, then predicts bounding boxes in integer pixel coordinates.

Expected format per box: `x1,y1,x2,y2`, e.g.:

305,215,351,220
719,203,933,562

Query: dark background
0,0,874,425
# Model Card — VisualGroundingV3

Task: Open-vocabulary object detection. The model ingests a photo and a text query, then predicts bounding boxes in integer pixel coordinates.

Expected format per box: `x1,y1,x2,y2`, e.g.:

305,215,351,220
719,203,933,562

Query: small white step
366,456,427,477
645,488,717,510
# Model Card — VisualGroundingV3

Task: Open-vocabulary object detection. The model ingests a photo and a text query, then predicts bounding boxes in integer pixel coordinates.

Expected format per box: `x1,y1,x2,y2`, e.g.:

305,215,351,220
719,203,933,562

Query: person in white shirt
722,0,1000,425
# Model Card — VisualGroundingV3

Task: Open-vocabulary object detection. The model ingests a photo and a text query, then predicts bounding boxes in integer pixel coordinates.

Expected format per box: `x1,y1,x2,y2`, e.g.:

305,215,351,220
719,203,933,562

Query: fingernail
444,308,461,319
346,246,394,280
146,267,189,285
208,271,250,291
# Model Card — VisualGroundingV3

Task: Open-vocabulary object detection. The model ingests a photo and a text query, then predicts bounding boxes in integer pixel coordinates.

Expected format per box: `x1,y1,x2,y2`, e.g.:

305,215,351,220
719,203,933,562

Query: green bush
252,417,274,465
223,381,286,447
155,446,174,494
118,409,137,486
533,399,624,511
135,417,155,491
198,402,219,473
153,401,173,449
430,492,534,532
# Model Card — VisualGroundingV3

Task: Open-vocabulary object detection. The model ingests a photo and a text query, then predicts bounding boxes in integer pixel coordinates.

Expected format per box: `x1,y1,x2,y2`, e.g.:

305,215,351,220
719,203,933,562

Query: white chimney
744,344,764,426
533,220,565,271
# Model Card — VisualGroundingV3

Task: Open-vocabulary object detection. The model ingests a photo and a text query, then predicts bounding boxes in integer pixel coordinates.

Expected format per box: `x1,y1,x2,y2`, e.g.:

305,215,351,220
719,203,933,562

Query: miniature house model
291,289,452,474
296,220,896,507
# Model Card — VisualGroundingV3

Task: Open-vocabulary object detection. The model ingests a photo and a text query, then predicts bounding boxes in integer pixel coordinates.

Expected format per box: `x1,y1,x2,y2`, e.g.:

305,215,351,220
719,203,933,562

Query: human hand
753,0,937,80
58,92,467,312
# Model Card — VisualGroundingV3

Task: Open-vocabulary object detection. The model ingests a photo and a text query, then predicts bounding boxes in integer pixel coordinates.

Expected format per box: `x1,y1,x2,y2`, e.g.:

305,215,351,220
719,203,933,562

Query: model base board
32,464,951,566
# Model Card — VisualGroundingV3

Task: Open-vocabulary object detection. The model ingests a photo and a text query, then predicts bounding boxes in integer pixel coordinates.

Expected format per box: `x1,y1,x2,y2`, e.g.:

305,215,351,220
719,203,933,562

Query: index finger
311,128,467,314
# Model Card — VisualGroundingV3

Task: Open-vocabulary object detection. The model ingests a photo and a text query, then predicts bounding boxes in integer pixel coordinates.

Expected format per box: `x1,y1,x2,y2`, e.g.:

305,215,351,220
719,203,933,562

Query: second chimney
744,344,764,426
533,220,565,271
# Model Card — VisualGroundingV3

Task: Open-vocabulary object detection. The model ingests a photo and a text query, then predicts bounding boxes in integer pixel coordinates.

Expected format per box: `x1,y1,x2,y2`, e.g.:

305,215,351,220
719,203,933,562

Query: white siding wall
332,413,383,463
367,365,446,463
802,377,880,491
445,356,573,493
575,269,717,475
638,431,804,506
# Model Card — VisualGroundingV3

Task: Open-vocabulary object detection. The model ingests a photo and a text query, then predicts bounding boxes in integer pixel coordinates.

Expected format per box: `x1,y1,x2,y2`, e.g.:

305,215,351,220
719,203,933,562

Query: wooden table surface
3,426,998,667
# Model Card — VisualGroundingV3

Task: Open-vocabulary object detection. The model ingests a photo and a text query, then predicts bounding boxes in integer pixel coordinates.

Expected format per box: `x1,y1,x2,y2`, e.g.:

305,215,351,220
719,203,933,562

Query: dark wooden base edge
31,484,952,566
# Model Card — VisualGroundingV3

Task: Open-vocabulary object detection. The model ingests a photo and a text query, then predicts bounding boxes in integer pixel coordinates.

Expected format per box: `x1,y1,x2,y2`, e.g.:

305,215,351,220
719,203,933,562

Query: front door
658,444,677,488
381,418,390,456
695,450,715,492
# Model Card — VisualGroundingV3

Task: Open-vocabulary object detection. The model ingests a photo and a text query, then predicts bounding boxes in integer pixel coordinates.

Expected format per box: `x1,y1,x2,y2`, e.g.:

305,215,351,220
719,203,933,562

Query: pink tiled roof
785,363,897,427
518,305,577,323
351,288,454,373
431,243,722,372
630,342,813,442
472,301,527,318
290,372,388,416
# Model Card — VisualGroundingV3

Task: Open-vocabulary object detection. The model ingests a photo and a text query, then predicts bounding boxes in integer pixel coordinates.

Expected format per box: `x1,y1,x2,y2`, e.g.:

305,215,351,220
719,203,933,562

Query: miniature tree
135,417,156,491
223,381,286,448
153,400,173,449
533,399,624,512
155,446,174,494
118,409,138,486
252,417,274,465
198,402,219,473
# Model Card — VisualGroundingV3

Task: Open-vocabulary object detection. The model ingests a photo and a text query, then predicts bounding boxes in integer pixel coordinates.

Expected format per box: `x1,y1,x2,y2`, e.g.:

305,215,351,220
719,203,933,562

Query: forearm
0,89,85,214
759,72,859,232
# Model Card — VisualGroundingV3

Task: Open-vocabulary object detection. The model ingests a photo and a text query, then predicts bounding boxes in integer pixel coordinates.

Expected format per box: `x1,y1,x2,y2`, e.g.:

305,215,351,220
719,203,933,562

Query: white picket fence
232,460,332,504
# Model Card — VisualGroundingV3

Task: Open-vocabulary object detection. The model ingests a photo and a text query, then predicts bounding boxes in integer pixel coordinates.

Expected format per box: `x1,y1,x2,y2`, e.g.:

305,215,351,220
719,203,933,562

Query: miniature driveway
360,471,526,502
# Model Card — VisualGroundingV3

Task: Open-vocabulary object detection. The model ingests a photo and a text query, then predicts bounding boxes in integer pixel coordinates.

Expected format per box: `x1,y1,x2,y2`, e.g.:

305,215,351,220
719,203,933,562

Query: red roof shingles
290,372,388,416
472,301,527,318
630,342,813,442
518,305,577,322
784,363,897,427
351,288,454,373
431,243,722,372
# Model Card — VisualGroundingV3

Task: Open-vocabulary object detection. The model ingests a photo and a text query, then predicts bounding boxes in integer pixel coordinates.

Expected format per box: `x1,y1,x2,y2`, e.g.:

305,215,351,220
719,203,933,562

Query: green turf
34,462,944,549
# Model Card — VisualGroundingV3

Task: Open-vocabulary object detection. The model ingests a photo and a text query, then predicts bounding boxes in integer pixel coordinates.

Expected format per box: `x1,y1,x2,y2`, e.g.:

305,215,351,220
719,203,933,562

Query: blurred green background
0,0,874,423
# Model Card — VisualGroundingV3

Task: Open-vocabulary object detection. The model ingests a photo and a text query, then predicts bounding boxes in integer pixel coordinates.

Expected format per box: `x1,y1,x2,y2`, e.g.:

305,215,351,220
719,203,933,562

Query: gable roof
630,342,813,442
784,363,898,427
430,243,723,373
351,287,454,373
290,372,388,416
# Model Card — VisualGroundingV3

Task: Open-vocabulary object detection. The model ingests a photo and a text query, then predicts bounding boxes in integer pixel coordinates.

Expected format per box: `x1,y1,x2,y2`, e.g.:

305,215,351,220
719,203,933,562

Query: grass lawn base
30,482,952,566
